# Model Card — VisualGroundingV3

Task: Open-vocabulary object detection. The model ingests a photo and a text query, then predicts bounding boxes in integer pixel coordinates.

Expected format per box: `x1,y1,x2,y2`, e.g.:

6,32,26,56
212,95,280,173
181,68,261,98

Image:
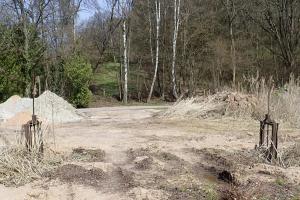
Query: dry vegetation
0,146,63,186
161,76,300,128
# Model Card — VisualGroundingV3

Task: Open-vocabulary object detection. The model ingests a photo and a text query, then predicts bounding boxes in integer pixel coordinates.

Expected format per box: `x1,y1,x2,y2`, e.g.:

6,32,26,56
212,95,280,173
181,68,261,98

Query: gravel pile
0,91,82,124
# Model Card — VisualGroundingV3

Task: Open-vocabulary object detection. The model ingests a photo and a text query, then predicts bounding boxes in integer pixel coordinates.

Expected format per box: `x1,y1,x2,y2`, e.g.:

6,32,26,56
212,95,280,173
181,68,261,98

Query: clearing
0,106,299,200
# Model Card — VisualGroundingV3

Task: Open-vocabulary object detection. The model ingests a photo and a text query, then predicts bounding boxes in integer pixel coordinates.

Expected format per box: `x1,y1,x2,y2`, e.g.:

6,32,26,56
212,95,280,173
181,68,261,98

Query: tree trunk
147,0,154,65
171,0,181,99
147,0,161,102
122,20,128,104
230,22,237,87
226,0,237,88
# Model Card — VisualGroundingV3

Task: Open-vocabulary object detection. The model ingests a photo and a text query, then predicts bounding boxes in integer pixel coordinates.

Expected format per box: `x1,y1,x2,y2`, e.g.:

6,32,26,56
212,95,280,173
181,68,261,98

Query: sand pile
0,91,82,125
159,91,258,119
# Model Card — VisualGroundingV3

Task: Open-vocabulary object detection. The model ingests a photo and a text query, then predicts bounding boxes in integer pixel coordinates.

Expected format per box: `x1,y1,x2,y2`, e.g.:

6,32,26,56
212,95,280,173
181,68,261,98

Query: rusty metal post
270,123,279,160
21,74,43,154
23,123,33,151
259,121,264,146
259,114,279,162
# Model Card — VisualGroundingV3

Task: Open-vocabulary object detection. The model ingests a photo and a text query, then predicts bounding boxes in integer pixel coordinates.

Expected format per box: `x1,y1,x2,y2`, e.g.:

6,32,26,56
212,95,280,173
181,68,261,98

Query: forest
1,0,300,106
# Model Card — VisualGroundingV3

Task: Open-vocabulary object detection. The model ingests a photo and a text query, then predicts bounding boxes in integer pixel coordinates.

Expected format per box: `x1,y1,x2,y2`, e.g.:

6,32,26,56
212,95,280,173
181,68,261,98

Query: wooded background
1,0,300,106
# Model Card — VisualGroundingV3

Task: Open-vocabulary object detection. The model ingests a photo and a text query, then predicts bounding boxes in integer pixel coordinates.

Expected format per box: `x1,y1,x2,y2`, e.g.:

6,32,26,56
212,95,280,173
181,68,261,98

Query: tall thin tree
171,0,181,99
147,0,161,102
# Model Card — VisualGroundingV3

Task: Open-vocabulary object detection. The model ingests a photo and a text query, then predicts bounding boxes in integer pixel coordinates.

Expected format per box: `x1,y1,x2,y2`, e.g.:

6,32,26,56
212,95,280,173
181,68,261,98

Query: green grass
90,62,168,106
275,177,286,186
91,62,147,97
291,197,300,200
91,62,120,96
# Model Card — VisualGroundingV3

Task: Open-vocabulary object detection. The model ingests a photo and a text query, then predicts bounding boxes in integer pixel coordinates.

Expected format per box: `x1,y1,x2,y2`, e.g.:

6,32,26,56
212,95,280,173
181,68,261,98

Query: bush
64,54,92,108
72,87,92,108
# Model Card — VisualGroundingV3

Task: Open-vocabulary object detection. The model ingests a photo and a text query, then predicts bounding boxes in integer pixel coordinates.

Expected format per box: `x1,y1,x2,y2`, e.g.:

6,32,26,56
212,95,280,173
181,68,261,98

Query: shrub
72,87,92,108
64,54,92,108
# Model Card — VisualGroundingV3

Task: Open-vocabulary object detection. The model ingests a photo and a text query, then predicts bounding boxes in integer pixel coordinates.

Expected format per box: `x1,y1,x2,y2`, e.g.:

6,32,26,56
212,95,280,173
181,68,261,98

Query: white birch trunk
122,19,128,104
147,0,161,102
230,23,237,87
171,0,181,99
147,0,154,65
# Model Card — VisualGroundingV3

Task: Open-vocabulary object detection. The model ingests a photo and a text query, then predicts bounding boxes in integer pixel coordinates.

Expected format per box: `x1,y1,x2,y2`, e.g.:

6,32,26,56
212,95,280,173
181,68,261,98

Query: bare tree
248,0,300,78
59,0,83,52
223,0,237,87
147,0,161,102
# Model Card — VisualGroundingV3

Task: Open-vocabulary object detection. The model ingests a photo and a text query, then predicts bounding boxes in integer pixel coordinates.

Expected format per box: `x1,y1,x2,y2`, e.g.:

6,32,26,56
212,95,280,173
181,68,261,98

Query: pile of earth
0,91,82,125
159,91,259,119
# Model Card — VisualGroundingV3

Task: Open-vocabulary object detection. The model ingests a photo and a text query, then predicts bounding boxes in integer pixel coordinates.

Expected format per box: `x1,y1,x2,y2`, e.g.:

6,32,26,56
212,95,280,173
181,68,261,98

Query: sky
78,0,108,22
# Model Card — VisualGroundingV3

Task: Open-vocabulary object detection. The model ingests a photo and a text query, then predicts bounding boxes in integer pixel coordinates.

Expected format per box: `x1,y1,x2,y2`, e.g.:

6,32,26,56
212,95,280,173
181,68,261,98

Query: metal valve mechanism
258,84,279,162
21,74,43,153
259,114,278,161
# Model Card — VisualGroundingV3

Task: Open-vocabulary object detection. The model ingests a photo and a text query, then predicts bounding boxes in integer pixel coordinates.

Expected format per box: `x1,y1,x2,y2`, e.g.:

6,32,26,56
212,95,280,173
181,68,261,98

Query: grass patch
92,62,120,96
275,177,286,186
90,62,167,105
292,196,300,200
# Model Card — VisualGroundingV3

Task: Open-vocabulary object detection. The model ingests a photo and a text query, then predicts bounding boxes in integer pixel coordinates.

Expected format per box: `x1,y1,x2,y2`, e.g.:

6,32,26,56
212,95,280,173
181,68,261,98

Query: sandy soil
0,106,299,200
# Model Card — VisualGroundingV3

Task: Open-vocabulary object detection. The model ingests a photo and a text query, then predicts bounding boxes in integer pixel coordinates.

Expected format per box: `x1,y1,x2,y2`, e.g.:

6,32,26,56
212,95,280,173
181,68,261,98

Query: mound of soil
0,91,82,124
157,152,182,162
127,147,151,160
46,164,107,187
45,164,137,192
112,167,137,190
128,148,186,172
160,91,258,119
3,111,32,126
133,156,153,170
71,147,105,162
127,147,154,169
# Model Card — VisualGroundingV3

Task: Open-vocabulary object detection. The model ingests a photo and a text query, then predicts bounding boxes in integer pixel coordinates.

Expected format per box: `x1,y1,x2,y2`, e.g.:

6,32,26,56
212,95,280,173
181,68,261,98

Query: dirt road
0,106,299,200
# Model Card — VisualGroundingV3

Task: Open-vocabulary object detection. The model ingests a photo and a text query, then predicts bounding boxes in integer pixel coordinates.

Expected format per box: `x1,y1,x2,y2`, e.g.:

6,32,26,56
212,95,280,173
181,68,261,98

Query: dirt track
0,106,299,200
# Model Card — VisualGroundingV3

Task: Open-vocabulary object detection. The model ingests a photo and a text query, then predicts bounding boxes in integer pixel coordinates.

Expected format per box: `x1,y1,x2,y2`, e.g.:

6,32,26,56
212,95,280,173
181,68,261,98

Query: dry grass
250,75,300,127
0,125,62,186
159,91,257,120
159,96,223,119
281,142,300,167
161,75,300,128
0,145,63,186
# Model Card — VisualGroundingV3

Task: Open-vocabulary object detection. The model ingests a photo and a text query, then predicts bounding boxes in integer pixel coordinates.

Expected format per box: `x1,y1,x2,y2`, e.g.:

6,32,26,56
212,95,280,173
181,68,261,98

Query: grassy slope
90,62,168,107
91,62,120,96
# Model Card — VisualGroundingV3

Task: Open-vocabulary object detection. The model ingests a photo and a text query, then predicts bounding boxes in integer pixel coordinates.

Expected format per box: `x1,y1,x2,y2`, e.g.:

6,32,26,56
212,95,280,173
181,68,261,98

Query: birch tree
224,0,237,87
171,0,181,99
147,0,161,102
120,0,131,104
147,0,154,65
122,18,128,103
